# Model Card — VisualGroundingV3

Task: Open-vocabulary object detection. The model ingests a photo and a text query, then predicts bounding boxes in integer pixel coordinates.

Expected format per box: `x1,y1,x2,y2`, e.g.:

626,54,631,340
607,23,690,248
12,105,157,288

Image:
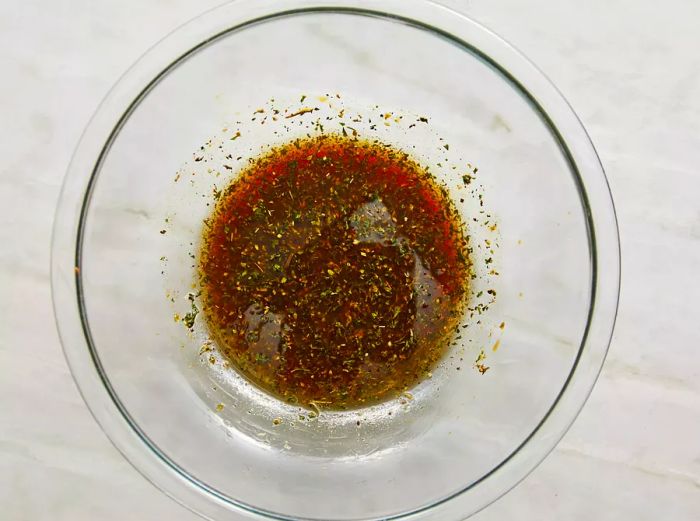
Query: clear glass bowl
51,1,620,520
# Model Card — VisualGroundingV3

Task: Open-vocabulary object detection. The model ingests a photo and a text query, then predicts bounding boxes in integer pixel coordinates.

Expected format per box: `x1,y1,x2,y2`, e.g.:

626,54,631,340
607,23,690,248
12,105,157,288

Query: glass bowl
51,1,620,520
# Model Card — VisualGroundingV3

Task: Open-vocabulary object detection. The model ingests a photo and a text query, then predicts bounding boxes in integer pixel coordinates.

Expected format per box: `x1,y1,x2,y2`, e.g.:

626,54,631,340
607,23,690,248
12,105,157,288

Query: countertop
1,1,698,519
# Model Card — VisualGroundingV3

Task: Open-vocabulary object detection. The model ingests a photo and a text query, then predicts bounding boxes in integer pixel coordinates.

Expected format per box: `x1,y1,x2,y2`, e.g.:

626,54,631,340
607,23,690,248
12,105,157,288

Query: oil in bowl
199,134,471,410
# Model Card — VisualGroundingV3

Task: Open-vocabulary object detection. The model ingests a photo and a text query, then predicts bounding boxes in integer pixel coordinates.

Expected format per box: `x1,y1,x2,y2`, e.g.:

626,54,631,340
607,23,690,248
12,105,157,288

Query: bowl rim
51,1,621,520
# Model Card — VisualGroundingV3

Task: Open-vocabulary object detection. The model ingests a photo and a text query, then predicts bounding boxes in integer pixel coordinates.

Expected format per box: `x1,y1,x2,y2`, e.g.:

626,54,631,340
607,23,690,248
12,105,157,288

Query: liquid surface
199,135,470,409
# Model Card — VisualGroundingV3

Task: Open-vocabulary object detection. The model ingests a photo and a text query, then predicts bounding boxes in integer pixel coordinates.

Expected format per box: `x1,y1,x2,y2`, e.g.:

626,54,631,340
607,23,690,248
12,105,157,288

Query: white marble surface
1,0,699,520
